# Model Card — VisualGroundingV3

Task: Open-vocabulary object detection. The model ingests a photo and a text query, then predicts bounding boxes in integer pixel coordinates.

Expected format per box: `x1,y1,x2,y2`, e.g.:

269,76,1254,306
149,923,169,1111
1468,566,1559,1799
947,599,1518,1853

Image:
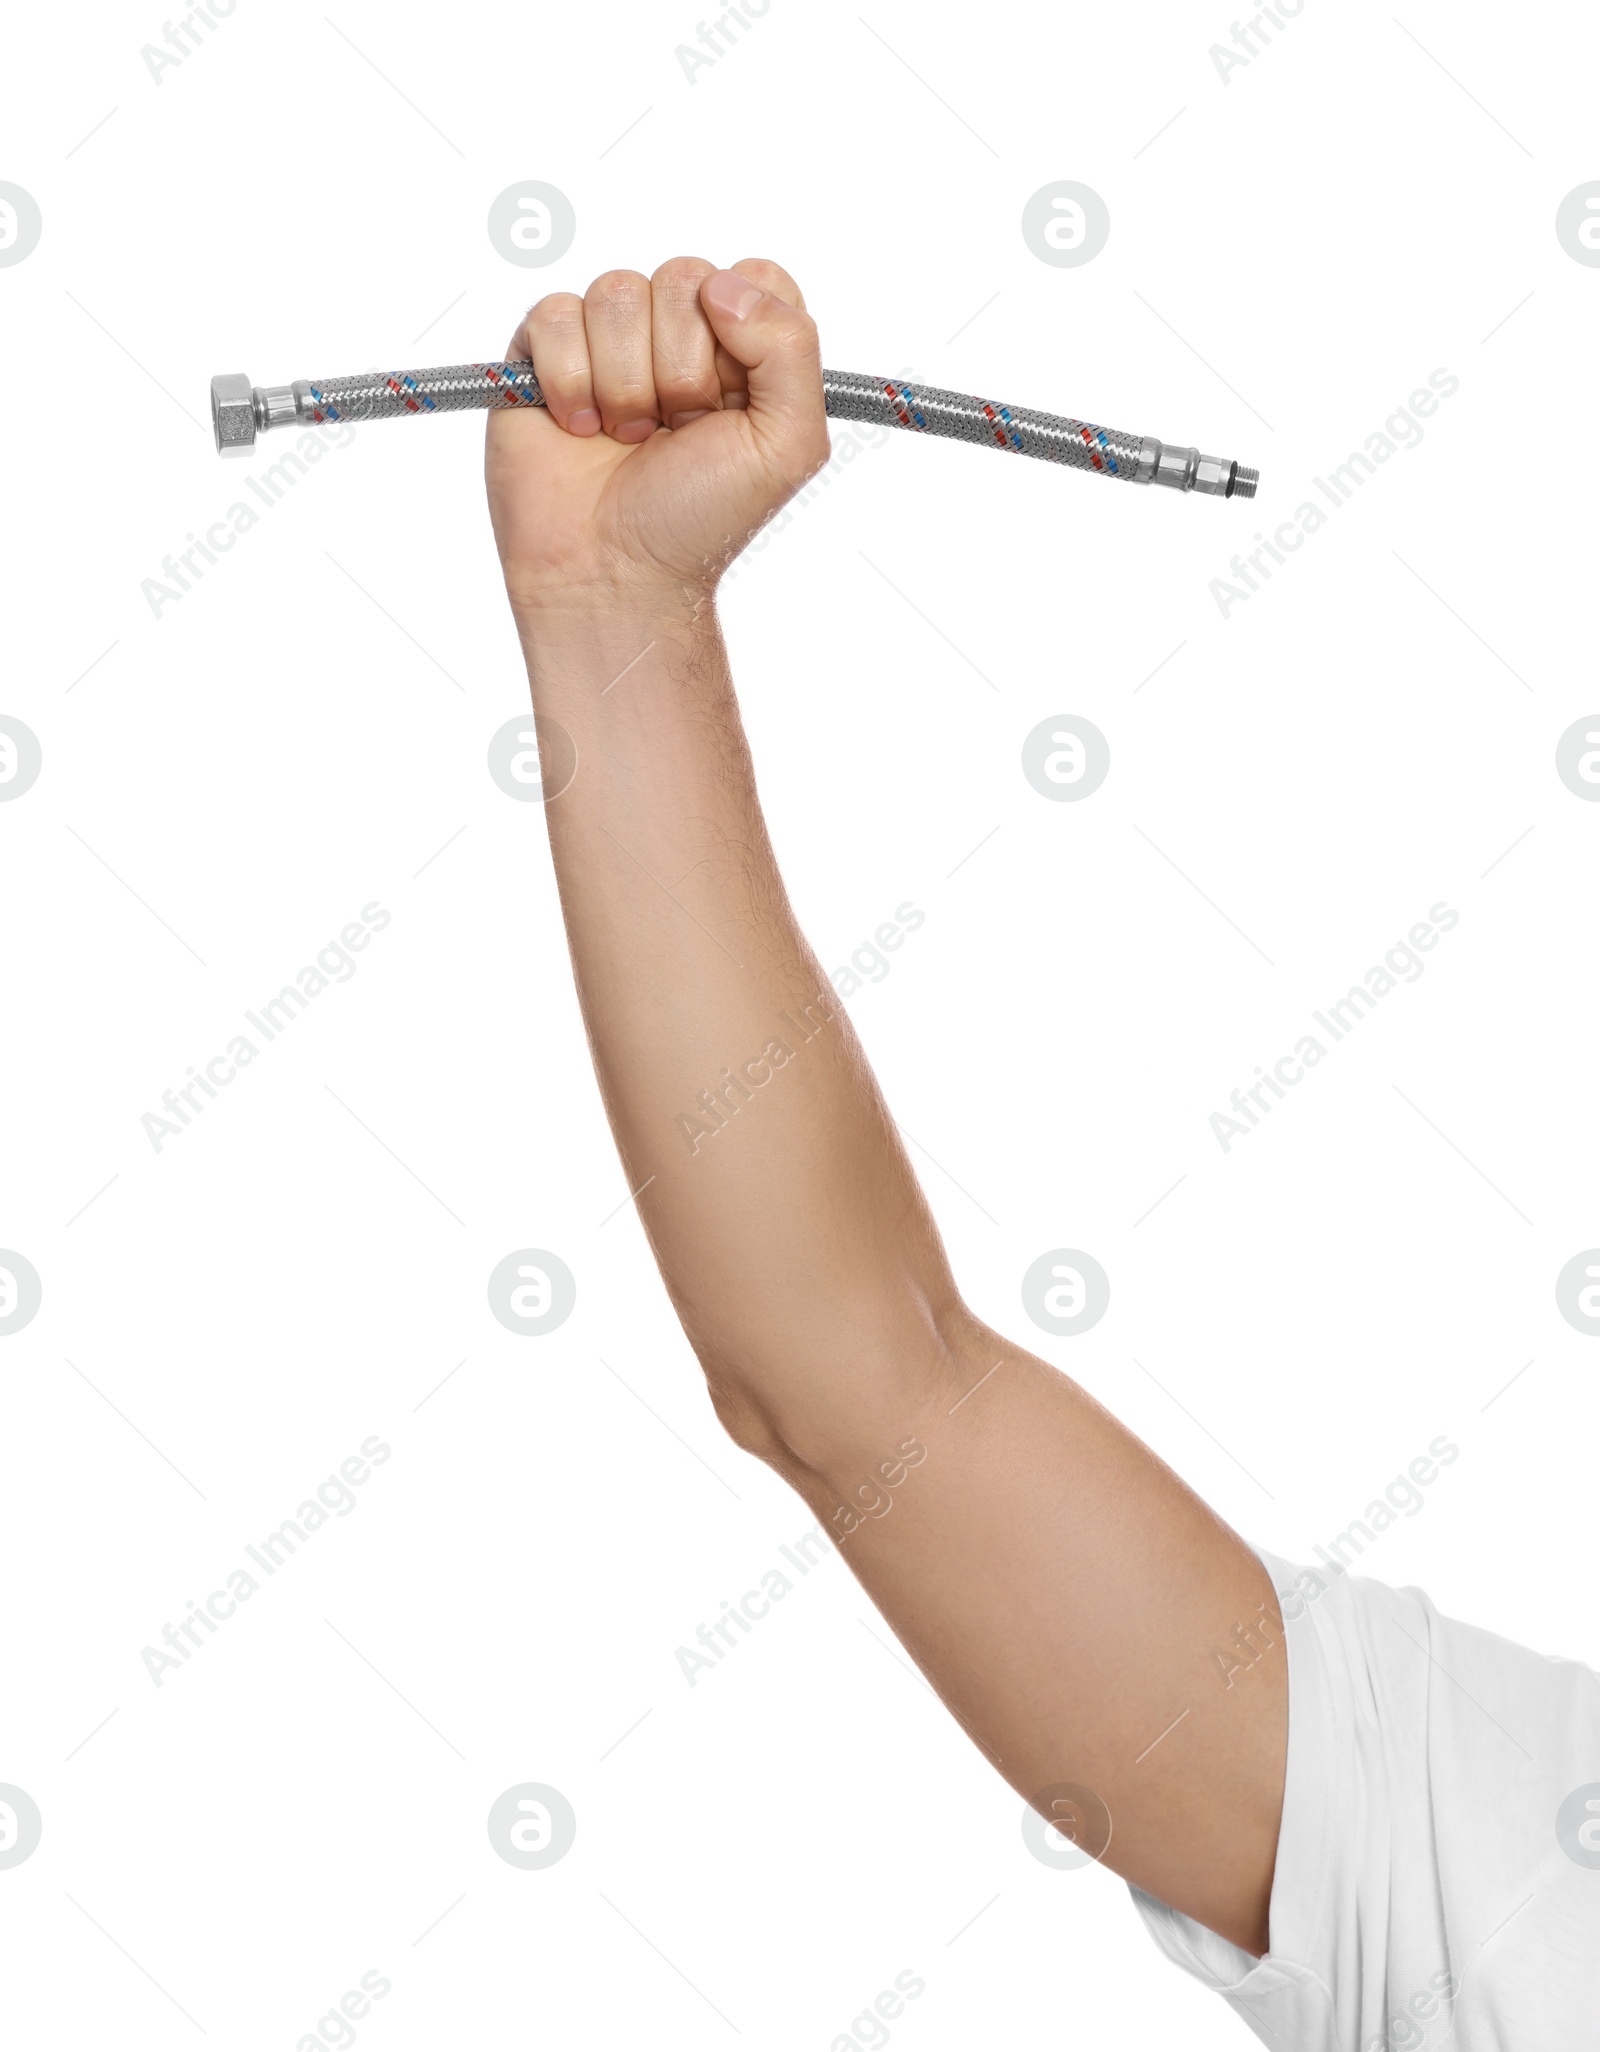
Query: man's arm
486,256,1287,1955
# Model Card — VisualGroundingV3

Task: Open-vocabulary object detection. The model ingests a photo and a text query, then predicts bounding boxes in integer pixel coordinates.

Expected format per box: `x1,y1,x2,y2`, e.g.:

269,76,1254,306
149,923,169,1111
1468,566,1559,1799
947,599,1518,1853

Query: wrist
510,577,718,657
508,587,726,715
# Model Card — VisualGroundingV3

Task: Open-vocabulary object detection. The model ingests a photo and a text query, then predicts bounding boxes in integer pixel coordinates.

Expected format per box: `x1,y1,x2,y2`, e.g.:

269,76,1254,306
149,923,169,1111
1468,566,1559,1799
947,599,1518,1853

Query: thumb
699,268,825,460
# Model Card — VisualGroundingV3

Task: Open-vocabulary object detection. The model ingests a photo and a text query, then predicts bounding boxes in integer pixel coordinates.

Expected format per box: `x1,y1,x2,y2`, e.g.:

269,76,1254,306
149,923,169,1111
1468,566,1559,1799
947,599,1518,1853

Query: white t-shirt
1131,1547,1600,2050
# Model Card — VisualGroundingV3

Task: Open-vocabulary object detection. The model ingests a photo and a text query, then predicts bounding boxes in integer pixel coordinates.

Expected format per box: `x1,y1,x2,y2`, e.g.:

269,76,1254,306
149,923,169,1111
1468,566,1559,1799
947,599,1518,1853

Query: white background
2,0,1597,2044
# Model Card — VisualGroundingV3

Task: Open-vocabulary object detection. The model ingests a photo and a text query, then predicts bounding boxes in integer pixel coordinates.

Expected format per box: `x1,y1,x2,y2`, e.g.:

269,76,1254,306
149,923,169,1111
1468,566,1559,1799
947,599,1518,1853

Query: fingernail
703,269,764,322
612,417,658,444
670,409,710,429
567,407,601,435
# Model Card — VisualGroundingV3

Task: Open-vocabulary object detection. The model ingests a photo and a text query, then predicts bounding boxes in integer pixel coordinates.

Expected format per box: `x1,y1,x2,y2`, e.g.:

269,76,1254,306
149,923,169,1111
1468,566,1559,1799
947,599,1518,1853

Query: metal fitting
210,372,256,458
1149,442,1258,500
211,375,321,457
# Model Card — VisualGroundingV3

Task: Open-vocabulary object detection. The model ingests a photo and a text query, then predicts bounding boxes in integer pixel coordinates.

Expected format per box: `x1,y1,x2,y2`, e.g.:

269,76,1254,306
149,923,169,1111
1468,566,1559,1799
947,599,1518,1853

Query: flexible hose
211,361,1258,500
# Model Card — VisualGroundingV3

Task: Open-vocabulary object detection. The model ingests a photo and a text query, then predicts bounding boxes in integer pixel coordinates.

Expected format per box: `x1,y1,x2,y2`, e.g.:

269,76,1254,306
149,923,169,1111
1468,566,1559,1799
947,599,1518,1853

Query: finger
729,256,807,312
698,266,825,462
649,256,722,428
583,268,660,443
714,257,807,410
713,340,749,410
521,292,600,436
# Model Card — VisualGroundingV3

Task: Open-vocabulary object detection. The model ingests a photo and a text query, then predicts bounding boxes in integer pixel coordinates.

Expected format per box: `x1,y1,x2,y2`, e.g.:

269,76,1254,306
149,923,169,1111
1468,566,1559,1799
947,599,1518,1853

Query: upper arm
766,1303,1288,1957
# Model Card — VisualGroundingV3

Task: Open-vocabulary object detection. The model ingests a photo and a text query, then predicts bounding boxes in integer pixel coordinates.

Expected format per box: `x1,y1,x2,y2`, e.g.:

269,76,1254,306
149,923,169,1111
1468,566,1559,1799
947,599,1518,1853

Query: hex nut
211,373,256,458
1152,443,1198,492
1193,453,1232,496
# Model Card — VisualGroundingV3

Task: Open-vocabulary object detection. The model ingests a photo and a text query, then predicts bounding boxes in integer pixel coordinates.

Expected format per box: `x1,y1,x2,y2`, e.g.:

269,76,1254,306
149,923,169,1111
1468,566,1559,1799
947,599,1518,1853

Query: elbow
689,1284,980,1483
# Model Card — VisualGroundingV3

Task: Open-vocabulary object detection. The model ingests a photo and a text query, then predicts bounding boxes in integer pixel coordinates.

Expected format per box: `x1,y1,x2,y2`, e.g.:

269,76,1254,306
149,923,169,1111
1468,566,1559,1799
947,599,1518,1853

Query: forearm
517,594,964,1456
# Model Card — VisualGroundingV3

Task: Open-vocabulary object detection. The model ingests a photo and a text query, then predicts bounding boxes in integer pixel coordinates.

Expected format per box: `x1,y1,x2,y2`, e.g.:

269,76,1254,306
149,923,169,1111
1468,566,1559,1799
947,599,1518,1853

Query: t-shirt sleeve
1128,1545,1600,2052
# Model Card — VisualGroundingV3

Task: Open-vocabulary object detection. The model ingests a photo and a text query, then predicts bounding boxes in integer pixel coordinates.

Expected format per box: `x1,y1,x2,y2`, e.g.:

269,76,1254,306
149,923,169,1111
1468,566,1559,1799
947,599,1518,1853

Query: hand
485,257,829,618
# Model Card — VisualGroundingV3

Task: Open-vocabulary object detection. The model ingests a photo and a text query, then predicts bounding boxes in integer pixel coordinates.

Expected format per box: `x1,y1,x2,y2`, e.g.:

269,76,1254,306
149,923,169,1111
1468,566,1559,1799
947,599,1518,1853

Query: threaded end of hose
1229,464,1259,500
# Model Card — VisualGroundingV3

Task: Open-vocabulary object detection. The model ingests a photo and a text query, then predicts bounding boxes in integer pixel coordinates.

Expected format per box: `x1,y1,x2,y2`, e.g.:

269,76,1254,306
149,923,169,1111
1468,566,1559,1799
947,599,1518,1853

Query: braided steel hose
210,362,1258,501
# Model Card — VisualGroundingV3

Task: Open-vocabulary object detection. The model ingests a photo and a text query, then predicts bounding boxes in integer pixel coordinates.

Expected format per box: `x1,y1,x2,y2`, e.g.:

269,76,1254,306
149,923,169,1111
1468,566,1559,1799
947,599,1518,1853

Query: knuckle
786,309,820,349
656,345,715,395
587,267,650,311
542,362,592,397
651,254,714,302
530,295,586,340
658,372,713,409
600,374,658,416
771,309,820,361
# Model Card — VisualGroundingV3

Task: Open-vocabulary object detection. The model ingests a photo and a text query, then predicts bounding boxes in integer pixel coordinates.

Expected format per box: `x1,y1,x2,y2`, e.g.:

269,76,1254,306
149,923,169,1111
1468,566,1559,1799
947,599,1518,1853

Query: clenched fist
485,257,829,617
